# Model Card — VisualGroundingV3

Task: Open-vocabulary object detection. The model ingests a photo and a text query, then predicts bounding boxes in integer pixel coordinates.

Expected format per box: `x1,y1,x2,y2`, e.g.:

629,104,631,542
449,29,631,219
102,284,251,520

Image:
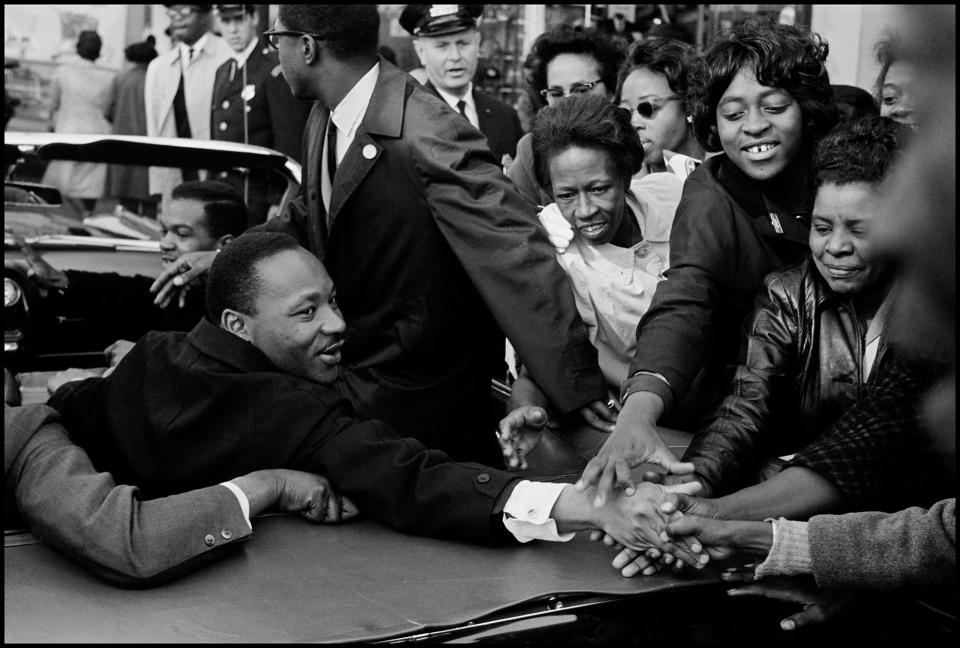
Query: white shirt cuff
502,480,576,543
220,481,253,530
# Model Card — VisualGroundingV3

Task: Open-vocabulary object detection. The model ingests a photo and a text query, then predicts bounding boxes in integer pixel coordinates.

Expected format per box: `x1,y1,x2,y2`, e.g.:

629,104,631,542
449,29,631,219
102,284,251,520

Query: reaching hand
272,470,359,524
577,394,694,506
497,405,549,470
725,573,858,631
7,228,68,295
150,250,217,309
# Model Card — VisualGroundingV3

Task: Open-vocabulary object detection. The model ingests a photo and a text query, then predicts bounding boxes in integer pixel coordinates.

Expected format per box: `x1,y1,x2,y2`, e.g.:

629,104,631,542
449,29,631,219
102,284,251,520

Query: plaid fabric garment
788,352,934,510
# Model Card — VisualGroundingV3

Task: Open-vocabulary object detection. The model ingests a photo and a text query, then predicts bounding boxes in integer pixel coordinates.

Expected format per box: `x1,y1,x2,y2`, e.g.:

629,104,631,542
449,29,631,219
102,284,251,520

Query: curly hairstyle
872,29,903,106
527,25,626,109
814,115,907,186
687,17,838,152
531,94,644,193
615,37,695,112
278,5,379,60
206,232,303,322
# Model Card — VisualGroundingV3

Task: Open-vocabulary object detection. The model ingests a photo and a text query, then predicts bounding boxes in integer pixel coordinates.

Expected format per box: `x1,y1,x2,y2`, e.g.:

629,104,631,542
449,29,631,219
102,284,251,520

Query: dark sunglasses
635,95,681,119
262,28,325,50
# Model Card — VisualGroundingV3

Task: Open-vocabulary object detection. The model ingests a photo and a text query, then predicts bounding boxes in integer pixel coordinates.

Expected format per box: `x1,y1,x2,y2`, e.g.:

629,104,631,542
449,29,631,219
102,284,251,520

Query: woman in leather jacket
683,115,909,498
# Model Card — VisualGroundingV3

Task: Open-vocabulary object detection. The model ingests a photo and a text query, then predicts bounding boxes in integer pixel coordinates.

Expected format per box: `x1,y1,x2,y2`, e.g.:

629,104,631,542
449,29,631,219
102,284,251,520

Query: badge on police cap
399,4,483,37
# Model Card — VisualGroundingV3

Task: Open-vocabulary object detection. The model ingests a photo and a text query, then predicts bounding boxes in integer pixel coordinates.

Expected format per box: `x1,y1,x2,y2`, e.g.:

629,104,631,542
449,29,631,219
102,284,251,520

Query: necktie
456,100,468,121
327,122,338,182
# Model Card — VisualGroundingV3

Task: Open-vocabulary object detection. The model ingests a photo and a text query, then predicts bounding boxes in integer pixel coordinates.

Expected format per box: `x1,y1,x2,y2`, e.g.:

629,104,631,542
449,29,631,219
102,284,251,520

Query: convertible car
4,133,301,372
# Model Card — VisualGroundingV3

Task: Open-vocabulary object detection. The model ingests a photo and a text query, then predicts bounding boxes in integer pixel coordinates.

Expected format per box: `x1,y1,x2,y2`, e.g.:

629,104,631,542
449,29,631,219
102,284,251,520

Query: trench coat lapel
327,61,405,229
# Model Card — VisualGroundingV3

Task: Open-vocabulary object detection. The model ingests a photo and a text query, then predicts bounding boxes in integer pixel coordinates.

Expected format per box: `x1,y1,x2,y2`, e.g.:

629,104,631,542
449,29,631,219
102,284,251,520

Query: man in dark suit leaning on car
4,392,358,588
10,180,246,384
46,232,707,566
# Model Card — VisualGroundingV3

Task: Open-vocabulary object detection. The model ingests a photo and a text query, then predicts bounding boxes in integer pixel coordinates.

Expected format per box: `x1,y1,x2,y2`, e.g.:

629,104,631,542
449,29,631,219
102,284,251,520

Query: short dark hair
171,180,247,239
873,29,902,106
531,93,644,193
616,37,694,112
687,17,838,152
528,25,626,108
278,5,379,61
814,115,906,187
76,30,102,61
206,231,303,322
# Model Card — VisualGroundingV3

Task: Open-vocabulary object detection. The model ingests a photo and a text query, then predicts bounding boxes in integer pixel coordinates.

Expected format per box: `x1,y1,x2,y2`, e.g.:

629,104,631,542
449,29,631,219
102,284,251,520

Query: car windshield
4,135,299,240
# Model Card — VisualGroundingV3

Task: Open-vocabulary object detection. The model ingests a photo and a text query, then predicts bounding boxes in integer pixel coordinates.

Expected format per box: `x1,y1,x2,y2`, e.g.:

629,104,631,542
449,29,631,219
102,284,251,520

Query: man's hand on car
230,469,359,524
150,250,217,308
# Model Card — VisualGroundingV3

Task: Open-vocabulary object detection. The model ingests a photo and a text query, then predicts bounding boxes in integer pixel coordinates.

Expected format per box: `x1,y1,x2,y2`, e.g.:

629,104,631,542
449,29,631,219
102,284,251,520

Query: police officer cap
215,5,253,18
400,5,483,37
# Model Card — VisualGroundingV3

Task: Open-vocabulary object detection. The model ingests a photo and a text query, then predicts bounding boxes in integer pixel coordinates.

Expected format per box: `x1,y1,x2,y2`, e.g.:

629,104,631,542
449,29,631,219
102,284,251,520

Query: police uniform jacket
210,44,310,162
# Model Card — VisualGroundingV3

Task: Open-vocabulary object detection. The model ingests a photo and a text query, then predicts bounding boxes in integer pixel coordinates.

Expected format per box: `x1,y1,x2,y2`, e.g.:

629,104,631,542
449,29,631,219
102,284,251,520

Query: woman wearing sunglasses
498,95,680,470
578,18,840,500
617,38,705,179
506,25,625,207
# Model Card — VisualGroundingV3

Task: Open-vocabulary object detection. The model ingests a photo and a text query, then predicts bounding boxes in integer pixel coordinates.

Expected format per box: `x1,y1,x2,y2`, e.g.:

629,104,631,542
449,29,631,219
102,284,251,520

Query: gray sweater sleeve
807,498,956,590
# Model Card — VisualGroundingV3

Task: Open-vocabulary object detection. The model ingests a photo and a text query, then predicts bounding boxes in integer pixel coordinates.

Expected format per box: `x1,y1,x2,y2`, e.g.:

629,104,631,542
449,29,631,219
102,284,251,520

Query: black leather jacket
683,259,891,496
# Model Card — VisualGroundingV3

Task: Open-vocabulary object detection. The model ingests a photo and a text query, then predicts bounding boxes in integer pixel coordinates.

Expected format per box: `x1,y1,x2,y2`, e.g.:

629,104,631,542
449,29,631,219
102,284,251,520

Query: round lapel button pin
362,144,377,159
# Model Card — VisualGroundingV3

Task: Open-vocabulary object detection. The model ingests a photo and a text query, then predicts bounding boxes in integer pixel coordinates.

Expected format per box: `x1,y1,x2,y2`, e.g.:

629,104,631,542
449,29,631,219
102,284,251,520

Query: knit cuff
754,518,813,579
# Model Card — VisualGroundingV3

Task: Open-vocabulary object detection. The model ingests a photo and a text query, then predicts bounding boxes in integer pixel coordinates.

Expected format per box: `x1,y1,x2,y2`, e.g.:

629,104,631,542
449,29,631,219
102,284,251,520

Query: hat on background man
163,5,213,12
399,5,483,37
215,4,254,19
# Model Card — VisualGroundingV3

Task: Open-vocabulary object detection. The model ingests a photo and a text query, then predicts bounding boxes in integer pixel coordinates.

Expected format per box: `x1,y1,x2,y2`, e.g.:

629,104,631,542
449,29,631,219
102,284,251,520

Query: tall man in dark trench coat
153,5,611,467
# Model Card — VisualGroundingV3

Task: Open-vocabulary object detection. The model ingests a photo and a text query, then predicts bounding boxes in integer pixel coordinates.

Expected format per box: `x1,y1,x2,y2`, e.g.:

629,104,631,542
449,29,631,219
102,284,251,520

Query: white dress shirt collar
433,82,478,129
179,33,210,68
232,38,259,69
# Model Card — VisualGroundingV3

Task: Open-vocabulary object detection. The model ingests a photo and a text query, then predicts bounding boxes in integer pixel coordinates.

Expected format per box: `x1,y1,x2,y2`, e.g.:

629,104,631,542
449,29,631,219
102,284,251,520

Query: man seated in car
44,231,706,562
11,180,246,380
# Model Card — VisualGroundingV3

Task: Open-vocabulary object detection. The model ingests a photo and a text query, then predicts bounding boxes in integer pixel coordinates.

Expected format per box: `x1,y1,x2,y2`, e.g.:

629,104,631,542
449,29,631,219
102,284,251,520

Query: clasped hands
498,403,716,572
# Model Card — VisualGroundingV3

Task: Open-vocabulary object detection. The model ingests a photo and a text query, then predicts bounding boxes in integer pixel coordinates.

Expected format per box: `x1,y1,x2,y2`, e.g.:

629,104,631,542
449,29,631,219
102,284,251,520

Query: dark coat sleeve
624,170,740,409
4,404,251,589
787,353,930,509
682,270,801,495
404,100,606,413
291,392,520,544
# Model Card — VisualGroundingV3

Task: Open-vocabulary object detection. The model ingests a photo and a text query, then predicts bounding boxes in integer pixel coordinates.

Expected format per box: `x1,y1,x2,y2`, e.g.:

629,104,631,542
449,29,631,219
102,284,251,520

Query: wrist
551,484,596,534
723,520,773,552
230,470,280,516
621,391,664,425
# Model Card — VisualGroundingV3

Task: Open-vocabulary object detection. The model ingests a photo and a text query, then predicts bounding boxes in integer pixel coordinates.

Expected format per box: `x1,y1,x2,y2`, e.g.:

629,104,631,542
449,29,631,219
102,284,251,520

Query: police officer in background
210,4,310,225
400,5,523,169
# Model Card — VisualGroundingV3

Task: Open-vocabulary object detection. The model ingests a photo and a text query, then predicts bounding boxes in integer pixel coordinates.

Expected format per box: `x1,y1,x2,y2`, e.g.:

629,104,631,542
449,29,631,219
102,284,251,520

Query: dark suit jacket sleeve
283,385,518,544
57,271,159,342
682,272,801,495
4,404,251,588
623,172,738,410
405,103,606,414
